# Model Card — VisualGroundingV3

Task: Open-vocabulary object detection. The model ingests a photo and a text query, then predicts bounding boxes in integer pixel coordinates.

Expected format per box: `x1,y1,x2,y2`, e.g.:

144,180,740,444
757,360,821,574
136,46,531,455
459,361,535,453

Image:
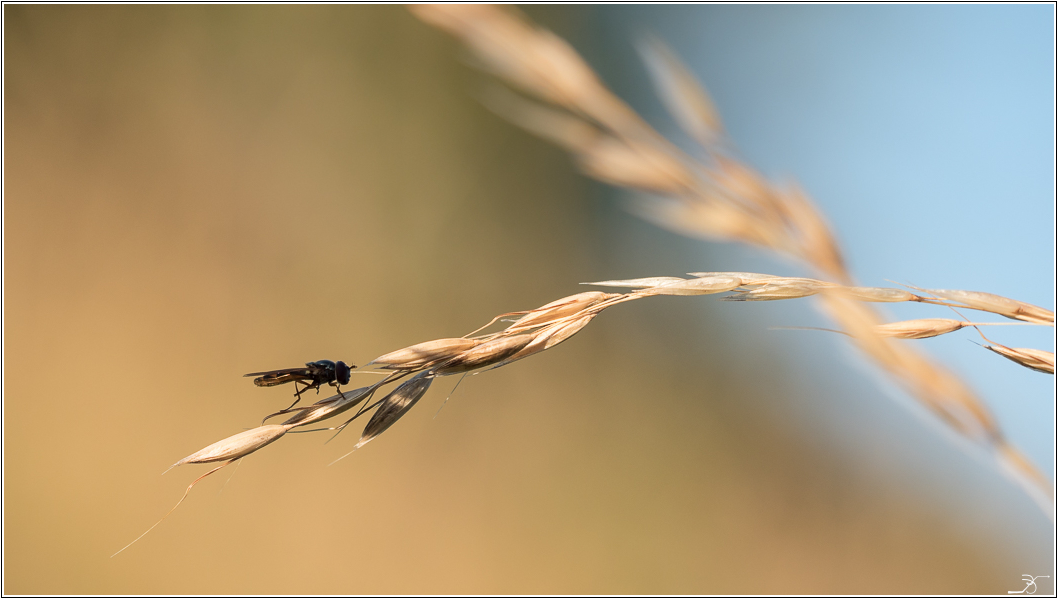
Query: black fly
244,360,354,410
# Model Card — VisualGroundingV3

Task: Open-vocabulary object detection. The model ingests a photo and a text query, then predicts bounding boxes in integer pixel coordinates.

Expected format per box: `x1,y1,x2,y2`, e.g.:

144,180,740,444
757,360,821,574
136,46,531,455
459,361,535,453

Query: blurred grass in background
3,5,1051,593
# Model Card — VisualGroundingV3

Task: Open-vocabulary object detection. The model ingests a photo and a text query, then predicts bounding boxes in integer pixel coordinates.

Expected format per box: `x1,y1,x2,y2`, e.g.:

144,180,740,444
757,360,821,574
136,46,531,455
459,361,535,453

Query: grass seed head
588,275,741,296
638,39,723,146
355,374,436,449
928,289,1055,325
586,276,688,289
985,345,1055,374
874,318,966,339
638,275,743,296
511,291,619,330
435,334,536,375
502,313,598,366
172,425,291,468
368,338,483,370
282,385,376,427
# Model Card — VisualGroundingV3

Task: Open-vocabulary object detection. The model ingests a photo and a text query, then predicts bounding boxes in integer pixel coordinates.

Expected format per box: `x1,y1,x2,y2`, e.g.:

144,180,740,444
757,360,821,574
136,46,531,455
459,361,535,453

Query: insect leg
278,381,307,412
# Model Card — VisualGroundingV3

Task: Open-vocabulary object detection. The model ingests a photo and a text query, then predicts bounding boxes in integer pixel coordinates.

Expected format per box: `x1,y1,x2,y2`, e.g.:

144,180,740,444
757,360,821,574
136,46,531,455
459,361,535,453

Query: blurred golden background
4,5,1052,594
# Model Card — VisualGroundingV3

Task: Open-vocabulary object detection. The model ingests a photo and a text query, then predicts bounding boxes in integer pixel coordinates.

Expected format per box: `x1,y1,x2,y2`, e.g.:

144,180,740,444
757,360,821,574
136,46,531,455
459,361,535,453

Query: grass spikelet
355,373,435,449
434,334,536,375
280,385,377,428
507,291,619,330
638,38,723,145
532,313,599,350
983,345,1055,375
587,275,742,296
367,338,483,370
874,318,968,339
920,289,1055,325
328,374,437,466
585,276,688,289
484,89,693,194
637,275,744,296
170,425,292,469
475,313,601,373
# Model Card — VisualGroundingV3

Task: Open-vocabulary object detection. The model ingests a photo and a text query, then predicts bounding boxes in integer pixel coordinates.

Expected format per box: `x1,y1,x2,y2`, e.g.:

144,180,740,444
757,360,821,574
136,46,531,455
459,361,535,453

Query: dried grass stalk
127,9,1053,557
412,5,1053,513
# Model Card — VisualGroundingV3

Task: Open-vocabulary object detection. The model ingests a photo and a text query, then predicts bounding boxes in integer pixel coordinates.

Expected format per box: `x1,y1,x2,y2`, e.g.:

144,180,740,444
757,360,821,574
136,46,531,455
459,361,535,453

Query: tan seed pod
434,334,536,375
586,274,742,295
927,289,1054,325
524,26,607,109
874,318,967,339
501,313,598,366
511,291,619,330
413,7,549,105
633,275,743,296
368,338,483,370
586,276,688,289
984,345,1055,374
536,313,597,351
355,374,435,449
171,425,291,469
638,39,722,146
282,385,376,428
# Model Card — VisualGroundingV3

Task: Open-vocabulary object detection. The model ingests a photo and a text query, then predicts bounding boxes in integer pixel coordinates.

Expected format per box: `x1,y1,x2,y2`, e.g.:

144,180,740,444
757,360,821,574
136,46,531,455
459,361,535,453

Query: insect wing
244,367,314,387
